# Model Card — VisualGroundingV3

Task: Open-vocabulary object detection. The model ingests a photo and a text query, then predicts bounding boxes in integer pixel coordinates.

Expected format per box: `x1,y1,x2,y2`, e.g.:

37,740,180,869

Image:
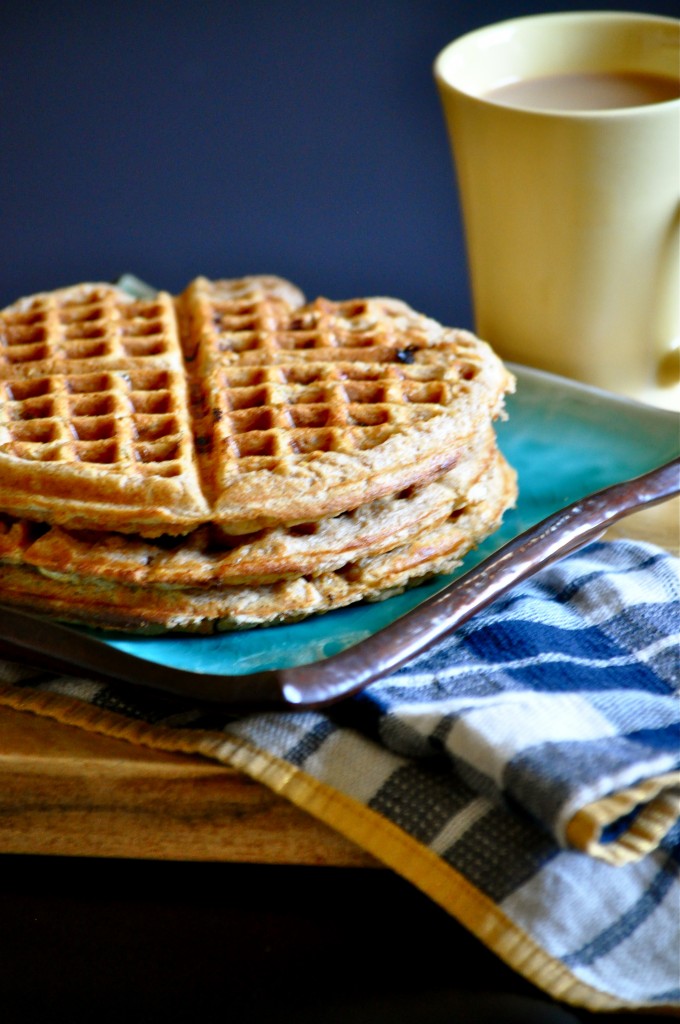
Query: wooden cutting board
0,704,377,866
0,502,675,866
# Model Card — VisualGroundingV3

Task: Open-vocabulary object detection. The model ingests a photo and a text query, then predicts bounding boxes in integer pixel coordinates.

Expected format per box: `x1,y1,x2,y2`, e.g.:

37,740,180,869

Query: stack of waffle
0,276,517,633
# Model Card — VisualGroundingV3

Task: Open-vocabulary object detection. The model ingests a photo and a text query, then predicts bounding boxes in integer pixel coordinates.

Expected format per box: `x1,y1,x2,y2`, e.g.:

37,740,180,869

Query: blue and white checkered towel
1,538,679,1012
350,536,680,864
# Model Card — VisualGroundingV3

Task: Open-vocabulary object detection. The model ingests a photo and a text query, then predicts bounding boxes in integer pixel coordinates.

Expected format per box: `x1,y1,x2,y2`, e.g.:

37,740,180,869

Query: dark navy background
2,1,677,328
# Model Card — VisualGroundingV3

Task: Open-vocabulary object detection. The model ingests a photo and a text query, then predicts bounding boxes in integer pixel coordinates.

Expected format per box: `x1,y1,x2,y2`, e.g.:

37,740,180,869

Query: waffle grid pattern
0,285,196,483
186,280,486,475
206,294,477,361
1,370,187,475
203,364,460,465
0,286,179,375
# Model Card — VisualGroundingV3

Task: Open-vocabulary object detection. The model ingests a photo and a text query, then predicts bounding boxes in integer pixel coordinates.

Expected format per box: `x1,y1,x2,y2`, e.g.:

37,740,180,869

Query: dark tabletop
0,855,651,1023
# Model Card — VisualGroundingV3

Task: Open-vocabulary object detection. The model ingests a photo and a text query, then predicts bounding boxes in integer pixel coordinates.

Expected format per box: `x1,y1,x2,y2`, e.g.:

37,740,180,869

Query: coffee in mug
434,12,680,409
485,70,680,111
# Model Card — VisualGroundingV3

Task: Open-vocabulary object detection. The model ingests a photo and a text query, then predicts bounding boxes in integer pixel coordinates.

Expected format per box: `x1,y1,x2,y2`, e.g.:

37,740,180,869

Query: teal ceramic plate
101,366,679,675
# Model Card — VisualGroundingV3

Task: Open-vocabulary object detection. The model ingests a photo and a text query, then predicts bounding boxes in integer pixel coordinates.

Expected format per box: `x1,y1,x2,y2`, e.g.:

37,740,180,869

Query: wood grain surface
0,704,377,866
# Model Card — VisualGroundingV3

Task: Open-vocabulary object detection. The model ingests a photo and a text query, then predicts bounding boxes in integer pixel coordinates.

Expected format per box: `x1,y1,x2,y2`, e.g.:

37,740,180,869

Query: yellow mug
434,12,680,410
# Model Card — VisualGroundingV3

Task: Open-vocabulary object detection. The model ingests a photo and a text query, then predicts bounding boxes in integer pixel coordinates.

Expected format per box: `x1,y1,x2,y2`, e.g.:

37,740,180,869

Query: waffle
0,274,517,636
2,426,500,587
0,449,516,633
179,276,514,533
0,282,209,534
0,276,513,536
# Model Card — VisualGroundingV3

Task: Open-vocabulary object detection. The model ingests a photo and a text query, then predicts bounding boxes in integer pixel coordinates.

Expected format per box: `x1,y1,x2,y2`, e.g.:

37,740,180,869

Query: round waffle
0,277,514,536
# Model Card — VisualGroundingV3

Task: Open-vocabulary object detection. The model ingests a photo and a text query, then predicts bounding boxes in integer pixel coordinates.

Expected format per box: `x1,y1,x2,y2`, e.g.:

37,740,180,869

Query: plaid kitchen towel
1,537,679,1013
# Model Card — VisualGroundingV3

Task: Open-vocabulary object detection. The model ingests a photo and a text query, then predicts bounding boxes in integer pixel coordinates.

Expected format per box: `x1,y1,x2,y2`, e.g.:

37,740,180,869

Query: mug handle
654,202,680,392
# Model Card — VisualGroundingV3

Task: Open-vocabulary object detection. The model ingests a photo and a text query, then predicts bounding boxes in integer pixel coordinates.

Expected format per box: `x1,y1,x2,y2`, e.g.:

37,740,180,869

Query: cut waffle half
0,283,209,534
0,449,516,633
179,277,515,533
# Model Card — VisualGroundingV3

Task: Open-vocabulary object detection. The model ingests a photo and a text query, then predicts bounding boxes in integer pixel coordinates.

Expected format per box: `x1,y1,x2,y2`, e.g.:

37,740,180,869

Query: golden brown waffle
0,283,209,534
2,428,500,587
179,277,514,532
0,277,514,536
0,450,516,633
0,282,186,378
